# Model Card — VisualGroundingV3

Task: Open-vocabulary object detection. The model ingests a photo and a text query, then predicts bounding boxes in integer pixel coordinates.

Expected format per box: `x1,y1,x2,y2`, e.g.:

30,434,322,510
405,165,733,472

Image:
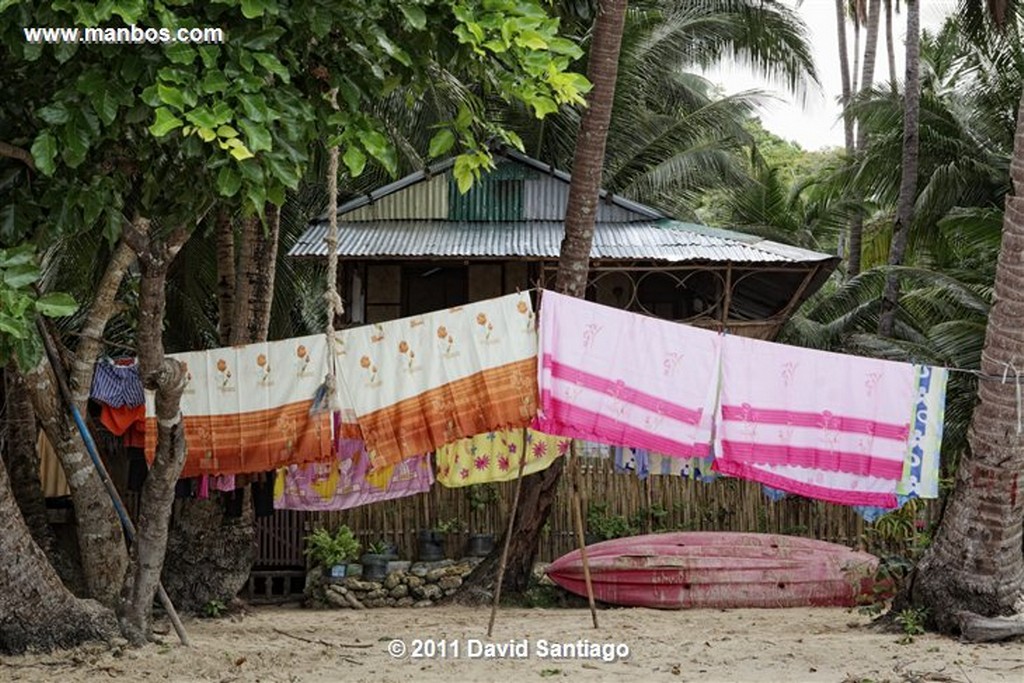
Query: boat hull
546,532,882,609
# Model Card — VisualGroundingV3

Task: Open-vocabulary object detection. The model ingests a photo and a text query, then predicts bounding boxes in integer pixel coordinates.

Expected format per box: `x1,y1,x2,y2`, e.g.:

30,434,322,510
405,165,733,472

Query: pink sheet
713,334,919,507
532,291,721,458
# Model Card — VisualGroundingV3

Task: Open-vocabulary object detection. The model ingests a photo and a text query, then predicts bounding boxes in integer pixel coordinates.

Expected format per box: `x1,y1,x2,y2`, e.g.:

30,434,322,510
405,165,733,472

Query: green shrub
305,525,361,567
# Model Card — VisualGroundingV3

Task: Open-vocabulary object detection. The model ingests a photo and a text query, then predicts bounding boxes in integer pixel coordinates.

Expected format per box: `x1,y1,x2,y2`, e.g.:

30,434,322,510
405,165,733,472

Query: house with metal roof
289,148,839,339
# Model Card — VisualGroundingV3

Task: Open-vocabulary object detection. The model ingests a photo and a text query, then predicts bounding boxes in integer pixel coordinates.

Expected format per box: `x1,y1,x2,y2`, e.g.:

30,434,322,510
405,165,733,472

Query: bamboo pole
569,440,599,628
35,319,190,647
487,446,528,637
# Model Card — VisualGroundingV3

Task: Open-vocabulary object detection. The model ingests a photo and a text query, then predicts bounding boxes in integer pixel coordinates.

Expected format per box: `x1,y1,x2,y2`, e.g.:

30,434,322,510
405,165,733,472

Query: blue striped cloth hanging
90,358,145,408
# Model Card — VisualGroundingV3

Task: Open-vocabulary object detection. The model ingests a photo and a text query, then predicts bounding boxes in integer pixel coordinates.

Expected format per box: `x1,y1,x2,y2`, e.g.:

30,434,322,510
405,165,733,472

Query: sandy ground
2,605,1022,683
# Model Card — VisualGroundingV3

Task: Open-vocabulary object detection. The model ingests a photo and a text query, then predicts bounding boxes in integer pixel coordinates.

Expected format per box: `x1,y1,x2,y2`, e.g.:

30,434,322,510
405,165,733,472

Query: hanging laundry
648,453,717,482
435,428,569,487
144,333,334,478
275,418,433,511
613,446,650,480
533,290,721,459
712,334,920,507
896,365,948,499
91,357,145,408
99,403,146,449
715,359,945,509
335,292,539,469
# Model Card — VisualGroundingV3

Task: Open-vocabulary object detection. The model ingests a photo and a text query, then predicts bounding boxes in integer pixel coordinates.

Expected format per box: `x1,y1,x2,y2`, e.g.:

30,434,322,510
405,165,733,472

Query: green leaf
529,95,558,118
157,83,186,111
0,244,36,267
11,336,43,373
342,145,366,177
266,154,300,188
241,0,266,18
91,89,119,126
165,43,196,65
229,144,255,161
357,129,397,176
238,118,272,152
216,165,242,197
149,107,184,137
515,30,548,51
0,313,26,338
34,292,79,317
196,126,217,142
3,264,41,288
238,94,270,123
428,129,455,159
217,125,239,139
253,52,290,82
452,156,474,194
200,71,230,94
400,5,426,29
37,103,70,125
30,131,58,175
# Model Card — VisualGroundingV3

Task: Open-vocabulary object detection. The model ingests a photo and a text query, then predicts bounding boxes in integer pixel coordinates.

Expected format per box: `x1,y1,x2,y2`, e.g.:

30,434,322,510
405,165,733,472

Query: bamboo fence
258,455,939,568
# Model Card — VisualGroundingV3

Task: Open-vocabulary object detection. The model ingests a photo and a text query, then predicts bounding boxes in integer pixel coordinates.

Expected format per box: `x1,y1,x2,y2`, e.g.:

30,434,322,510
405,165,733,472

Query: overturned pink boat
546,532,883,609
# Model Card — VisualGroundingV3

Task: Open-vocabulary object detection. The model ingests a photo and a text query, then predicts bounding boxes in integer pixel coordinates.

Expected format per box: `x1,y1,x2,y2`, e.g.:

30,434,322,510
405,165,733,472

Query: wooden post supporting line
569,440,599,628
487,443,529,637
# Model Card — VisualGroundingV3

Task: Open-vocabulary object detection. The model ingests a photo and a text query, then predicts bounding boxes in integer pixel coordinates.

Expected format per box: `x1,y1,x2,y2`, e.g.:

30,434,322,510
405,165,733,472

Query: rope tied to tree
316,89,344,415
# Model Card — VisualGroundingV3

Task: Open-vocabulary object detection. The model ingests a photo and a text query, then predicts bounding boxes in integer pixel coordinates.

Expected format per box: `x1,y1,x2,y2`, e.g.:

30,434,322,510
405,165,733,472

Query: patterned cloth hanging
335,292,539,469
435,428,569,487
144,333,334,478
91,358,145,408
274,425,433,511
533,290,721,459
712,360,942,509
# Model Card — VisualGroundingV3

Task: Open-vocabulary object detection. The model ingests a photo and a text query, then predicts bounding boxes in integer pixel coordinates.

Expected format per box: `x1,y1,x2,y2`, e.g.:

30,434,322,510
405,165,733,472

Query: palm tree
879,0,921,336
906,0,1024,639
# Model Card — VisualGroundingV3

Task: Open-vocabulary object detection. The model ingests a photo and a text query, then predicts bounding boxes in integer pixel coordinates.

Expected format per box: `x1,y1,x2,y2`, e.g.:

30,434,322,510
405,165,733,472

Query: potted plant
305,525,361,579
418,518,466,561
361,540,394,582
466,485,498,557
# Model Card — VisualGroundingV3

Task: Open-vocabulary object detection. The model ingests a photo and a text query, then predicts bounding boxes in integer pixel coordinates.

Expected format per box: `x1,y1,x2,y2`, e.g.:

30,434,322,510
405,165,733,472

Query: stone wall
306,558,482,609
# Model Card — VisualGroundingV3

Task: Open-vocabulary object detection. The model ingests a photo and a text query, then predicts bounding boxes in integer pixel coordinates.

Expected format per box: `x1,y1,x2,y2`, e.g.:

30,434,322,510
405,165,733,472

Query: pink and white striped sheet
713,334,919,507
532,291,721,458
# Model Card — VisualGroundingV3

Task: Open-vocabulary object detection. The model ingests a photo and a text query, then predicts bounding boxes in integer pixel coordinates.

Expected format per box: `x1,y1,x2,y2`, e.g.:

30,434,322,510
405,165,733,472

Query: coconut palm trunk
836,0,856,157
847,0,882,277
455,0,630,600
885,0,897,92
878,0,920,337
907,87,1024,640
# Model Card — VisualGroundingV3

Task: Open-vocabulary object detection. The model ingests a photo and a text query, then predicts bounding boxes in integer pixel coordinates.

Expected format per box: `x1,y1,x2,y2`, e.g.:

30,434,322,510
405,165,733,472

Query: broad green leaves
0,245,79,370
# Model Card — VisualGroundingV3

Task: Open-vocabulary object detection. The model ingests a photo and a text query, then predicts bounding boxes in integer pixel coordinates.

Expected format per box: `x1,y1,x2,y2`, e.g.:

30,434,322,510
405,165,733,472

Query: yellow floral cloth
435,428,570,487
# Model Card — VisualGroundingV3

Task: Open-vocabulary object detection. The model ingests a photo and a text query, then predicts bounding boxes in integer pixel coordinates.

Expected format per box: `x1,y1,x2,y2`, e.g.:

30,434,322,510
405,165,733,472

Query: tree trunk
244,204,280,342
67,239,136,414
1,365,85,591
161,207,277,611
215,210,235,347
848,0,882,278
118,220,191,644
455,0,629,602
229,216,257,344
878,0,920,338
22,357,128,607
835,0,855,261
905,88,1024,637
836,0,855,157
884,0,897,94
0,445,117,654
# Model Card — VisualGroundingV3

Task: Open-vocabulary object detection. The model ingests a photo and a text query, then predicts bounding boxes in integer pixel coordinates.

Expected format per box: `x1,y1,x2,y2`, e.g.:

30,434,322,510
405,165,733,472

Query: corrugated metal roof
289,218,837,264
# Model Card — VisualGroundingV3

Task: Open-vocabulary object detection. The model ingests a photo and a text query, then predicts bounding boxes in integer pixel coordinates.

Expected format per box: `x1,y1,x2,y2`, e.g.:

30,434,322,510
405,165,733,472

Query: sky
703,0,957,150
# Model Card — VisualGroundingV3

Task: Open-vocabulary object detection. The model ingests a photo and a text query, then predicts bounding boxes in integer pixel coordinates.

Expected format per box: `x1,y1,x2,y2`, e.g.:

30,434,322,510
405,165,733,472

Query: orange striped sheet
144,400,334,478
361,357,538,469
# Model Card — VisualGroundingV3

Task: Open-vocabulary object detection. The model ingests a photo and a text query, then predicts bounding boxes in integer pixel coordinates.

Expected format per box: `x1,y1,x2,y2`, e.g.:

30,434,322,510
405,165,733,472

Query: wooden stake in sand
569,440,599,628
487,444,528,637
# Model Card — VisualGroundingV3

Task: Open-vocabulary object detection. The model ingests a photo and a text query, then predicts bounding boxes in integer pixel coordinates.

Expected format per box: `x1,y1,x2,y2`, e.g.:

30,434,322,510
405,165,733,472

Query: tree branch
0,140,36,171
68,239,137,413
